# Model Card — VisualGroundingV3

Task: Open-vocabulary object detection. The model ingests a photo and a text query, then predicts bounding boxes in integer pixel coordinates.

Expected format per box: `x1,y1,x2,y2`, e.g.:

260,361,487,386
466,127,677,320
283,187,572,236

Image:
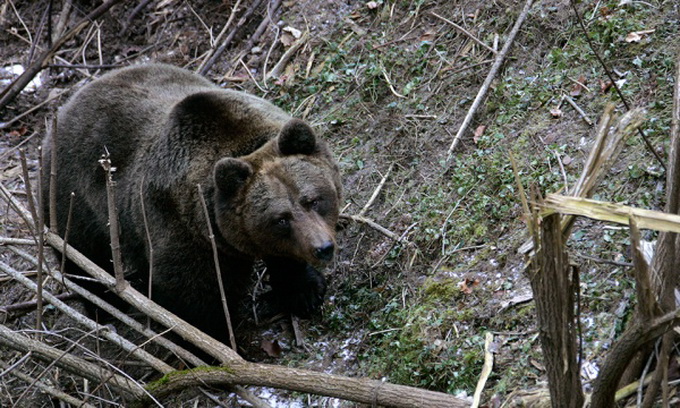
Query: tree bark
529,212,584,407
142,363,468,408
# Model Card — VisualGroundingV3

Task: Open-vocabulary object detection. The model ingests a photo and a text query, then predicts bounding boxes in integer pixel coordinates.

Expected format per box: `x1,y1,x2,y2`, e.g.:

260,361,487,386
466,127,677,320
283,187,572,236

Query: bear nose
314,242,335,262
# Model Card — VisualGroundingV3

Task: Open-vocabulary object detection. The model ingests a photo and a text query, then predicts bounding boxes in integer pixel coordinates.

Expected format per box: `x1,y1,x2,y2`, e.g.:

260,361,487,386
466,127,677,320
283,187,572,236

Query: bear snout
314,241,335,262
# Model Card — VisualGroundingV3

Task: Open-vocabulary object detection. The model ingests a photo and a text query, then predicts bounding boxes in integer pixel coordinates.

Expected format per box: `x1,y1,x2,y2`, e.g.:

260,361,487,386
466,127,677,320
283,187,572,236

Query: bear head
213,119,342,268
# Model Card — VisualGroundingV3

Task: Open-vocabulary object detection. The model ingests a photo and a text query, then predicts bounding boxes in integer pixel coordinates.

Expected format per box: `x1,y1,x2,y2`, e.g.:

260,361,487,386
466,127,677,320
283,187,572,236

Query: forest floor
1,0,679,407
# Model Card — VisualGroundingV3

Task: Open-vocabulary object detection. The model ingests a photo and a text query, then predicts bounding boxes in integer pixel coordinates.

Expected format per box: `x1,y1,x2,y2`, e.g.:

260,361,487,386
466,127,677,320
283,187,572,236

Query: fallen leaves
473,125,486,144
569,75,588,97
458,277,480,295
260,339,282,358
281,26,302,47
624,29,655,43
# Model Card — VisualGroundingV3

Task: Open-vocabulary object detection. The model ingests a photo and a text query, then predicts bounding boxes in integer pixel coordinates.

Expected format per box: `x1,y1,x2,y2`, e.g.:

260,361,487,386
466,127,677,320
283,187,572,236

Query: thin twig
0,0,124,109
0,323,144,399
430,12,497,55
563,94,594,126
359,164,393,216
0,88,68,130
99,154,127,293
380,63,406,99
568,0,665,171
266,31,309,80
198,0,264,75
18,149,37,232
48,115,58,233
446,0,535,159
60,192,75,288
340,214,402,242
139,175,154,328
0,358,97,408
35,146,45,333
0,262,173,374
197,184,237,351
239,58,268,93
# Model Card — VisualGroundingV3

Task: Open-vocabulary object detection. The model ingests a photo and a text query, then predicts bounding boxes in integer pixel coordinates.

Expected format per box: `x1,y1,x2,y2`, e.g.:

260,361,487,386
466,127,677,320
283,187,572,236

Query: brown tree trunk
529,211,584,407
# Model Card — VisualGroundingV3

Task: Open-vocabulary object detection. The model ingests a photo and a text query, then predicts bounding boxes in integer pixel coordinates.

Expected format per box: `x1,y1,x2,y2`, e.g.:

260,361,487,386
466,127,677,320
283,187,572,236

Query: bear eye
276,217,290,229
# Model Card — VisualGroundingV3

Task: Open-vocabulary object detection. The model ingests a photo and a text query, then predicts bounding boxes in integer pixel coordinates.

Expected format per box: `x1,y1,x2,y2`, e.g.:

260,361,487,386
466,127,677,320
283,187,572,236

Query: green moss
422,278,461,302
145,366,236,392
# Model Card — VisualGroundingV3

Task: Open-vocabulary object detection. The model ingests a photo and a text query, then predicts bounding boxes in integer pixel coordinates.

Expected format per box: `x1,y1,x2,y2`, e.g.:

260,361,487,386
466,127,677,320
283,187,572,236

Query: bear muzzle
314,241,335,262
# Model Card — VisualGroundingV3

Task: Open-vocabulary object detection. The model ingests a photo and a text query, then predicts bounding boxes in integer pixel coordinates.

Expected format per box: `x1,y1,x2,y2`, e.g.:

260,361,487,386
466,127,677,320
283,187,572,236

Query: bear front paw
288,265,327,318
267,261,327,318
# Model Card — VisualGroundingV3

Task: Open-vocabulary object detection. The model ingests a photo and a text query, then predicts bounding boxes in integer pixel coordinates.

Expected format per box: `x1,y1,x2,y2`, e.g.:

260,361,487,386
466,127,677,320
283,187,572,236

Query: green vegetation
271,0,680,398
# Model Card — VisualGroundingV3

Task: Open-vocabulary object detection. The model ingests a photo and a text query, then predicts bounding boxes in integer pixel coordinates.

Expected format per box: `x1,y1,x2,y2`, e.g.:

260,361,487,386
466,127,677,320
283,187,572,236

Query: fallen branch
446,0,535,159
0,324,145,400
0,359,97,408
340,214,403,242
0,262,173,375
563,94,594,126
0,182,466,406
0,237,35,245
359,163,394,217
540,194,680,233
471,332,494,408
7,241,206,367
198,0,264,75
143,363,468,408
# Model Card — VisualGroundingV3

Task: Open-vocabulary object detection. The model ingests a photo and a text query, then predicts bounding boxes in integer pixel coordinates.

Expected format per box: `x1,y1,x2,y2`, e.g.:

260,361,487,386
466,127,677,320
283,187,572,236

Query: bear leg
264,257,327,318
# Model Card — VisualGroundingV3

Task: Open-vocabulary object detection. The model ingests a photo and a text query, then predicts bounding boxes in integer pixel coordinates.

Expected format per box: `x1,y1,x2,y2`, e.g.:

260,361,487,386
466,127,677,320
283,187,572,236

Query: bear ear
214,158,253,197
278,119,318,156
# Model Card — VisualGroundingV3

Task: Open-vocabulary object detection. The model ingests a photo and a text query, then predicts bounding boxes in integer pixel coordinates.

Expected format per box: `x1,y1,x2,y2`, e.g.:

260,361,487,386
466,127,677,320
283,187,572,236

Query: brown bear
42,63,342,344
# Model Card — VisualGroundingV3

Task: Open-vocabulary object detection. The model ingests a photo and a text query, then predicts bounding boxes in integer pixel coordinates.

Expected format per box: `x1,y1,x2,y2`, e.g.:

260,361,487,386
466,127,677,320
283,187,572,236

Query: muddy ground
1,0,679,406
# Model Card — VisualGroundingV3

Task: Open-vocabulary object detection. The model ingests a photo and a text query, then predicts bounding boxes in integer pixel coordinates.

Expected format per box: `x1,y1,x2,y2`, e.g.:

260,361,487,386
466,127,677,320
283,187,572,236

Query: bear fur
42,63,342,343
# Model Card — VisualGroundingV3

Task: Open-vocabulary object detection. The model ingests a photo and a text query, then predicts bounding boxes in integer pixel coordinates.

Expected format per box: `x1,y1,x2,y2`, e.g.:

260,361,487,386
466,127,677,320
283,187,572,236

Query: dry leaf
599,79,613,93
624,29,655,43
457,277,480,295
419,31,435,42
570,75,587,97
366,1,379,9
261,339,282,357
7,126,28,138
280,33,295,47
283,26,302,39
473,125,487,144
530,359,545,371
550,107,563,118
